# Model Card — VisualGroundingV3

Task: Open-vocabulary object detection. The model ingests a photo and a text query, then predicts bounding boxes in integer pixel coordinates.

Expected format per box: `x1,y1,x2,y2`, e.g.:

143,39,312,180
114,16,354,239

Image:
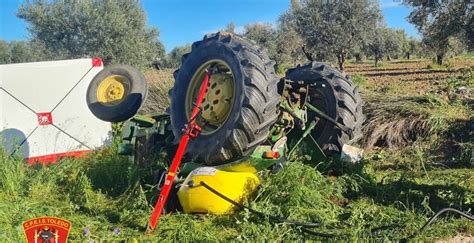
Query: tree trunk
406,52,410,59
355,53,362,63
374,51,379,67
341,53,345,70
337,53,345,71
436,54,444,65
386,55,391,61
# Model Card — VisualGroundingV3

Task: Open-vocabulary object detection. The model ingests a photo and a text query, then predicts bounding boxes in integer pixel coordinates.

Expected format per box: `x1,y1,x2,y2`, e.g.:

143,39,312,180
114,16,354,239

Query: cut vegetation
1,58,472,241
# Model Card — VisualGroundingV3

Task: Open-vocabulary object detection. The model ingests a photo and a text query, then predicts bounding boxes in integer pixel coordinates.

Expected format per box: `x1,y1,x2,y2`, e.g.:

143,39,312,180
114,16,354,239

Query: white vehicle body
0,58,112,164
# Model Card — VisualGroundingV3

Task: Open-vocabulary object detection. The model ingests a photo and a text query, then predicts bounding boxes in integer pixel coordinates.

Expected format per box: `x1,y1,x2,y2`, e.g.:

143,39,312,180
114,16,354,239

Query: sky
0,0,419,52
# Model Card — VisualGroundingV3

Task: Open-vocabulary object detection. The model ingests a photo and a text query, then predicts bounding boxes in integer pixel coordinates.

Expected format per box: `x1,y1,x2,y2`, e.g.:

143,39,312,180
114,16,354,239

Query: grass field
0,58,473,241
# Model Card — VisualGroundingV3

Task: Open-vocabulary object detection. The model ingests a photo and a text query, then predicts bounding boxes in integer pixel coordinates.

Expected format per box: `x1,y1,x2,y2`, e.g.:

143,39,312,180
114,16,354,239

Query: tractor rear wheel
285,62,365,157
169,32,280,165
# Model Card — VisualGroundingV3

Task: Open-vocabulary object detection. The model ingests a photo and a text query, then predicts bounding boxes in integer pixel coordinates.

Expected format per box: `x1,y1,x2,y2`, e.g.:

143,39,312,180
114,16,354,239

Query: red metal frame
147,69,211,233
27,150,91,165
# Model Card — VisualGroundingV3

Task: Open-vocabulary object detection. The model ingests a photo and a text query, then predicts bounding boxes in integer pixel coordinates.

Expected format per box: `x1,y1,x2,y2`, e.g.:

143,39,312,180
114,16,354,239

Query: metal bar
305,102,351,133
288,120,317,157
308,134,327,159
147,69,211,234
280,101,305,128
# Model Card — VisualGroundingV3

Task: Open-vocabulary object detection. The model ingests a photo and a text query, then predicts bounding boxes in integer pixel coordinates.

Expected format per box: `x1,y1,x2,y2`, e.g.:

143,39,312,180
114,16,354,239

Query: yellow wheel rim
185,60,235,135
96,75,130,106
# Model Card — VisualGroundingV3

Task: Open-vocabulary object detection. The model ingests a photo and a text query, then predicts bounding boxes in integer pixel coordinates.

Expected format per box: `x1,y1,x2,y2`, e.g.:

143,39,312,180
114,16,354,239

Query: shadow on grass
350,179,473,212
313,158,472,214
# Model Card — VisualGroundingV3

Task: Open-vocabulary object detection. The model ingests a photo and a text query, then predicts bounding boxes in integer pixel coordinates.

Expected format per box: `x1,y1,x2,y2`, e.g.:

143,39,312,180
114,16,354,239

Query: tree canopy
0,40,51,64
162,44,192,69
404,0,472,64
288,0,383,70
17,0,165,67
243,23,277,58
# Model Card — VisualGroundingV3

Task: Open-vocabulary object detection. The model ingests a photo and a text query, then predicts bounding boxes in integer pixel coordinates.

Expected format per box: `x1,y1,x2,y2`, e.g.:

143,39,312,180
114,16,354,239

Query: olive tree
467,14,474,50
17,0,165,68
225,22,237,33
365,27,386,67
243,23,277,58
0,40,11,64
9,41,37,63
404,0,472,64
289,0,383,70
384,29,407,61
274,2,307,72
406,38,421,59
163,44,192,69
0,40,51,64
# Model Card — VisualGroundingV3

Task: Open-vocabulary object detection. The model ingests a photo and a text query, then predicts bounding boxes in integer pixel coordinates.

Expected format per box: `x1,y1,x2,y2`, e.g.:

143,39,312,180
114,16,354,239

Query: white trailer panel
0,58,112,164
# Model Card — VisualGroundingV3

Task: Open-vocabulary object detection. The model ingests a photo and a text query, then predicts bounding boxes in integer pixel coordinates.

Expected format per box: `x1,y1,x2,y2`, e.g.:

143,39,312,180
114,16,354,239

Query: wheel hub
185,60,235,135
96,75,130,106
200,73,233,125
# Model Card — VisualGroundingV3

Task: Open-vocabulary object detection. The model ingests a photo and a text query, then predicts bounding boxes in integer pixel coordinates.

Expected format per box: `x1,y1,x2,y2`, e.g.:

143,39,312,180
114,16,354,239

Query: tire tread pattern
285,62,365,156
171,32,280,164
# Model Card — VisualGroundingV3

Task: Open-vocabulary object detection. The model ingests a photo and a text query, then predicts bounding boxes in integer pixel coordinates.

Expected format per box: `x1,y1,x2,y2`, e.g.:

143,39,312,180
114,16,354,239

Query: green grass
457,52,474,59
351,74,367,87
1,61,473,241
426,63,452,70
359,62,473,168
0,145,472,241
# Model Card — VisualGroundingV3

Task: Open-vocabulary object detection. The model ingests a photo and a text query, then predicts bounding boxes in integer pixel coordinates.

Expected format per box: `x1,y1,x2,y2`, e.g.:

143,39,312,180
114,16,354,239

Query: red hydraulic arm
147,69,211,233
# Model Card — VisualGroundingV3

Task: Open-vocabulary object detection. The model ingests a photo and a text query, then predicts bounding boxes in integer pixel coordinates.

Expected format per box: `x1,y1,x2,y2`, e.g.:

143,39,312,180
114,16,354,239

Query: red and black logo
22,217,71,243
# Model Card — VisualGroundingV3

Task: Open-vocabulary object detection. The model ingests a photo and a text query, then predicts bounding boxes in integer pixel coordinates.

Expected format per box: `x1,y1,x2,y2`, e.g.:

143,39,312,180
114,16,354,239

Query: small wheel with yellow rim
87,64,147,122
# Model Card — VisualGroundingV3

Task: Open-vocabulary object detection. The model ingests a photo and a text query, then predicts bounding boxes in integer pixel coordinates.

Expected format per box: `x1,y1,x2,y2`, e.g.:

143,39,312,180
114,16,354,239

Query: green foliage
275,4,307,72
351,74,367,86
17,0,165,68
384,29,408,60
365,27,409,65
242,21,307,74
162,44,191,69
0,39,51,64
404,0,472,64
0,40,11,64
9,41,38,63
0,147,472,241
225,22,237,33
407,37,422,58
256,162,345,225
289,0,383,70
363,74,472,167
0,148,156,240
440,67,474,101
243,23,276,54
426,63,452,70
242,23,279,66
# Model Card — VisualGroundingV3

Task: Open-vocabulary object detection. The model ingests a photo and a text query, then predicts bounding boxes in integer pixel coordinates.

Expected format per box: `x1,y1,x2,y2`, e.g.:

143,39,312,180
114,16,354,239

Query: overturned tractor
86,32,365,230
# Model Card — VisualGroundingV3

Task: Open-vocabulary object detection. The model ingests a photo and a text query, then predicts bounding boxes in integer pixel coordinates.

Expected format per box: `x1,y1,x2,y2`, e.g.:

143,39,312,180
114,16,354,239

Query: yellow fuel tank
177,167,260,215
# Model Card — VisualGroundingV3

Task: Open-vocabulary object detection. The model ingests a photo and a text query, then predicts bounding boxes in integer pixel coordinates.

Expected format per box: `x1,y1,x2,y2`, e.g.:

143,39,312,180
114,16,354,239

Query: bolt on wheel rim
185,60,235,135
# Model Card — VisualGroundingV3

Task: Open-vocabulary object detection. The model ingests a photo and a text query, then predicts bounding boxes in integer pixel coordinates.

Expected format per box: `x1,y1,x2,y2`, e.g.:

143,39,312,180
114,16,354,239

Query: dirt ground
345,58,474,96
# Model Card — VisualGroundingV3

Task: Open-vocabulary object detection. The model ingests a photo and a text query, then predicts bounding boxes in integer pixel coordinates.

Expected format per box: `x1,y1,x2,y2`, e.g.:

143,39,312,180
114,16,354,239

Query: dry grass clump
362,94,470,151
363,96,430,150
140,69,175,113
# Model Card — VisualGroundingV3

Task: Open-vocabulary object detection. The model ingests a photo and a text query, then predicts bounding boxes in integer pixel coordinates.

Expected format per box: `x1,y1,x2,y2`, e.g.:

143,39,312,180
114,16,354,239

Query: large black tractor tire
169,32,280,165
87,64,148,122
285,62,365,157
